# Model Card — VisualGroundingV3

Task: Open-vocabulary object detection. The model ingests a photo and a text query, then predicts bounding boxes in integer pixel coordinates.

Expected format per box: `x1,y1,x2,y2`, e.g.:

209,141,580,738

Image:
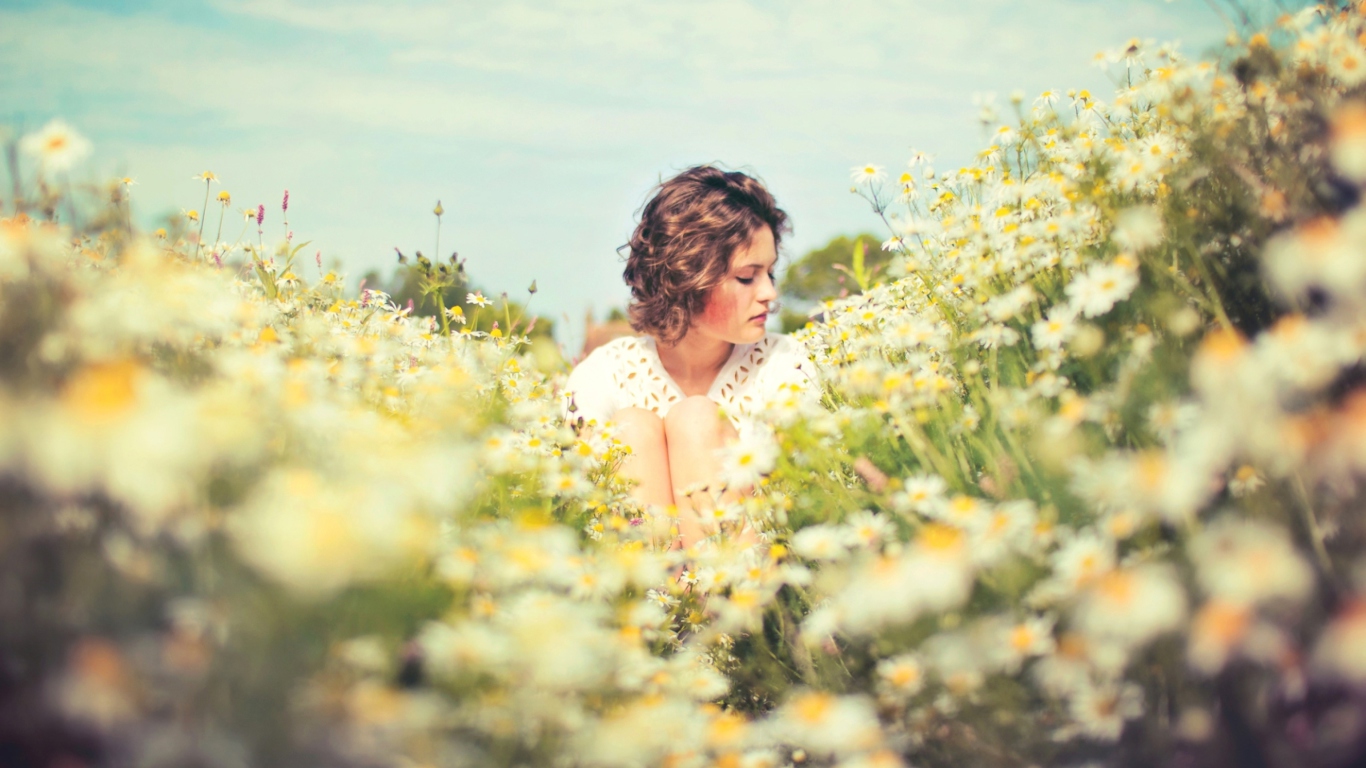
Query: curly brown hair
621,166,790,345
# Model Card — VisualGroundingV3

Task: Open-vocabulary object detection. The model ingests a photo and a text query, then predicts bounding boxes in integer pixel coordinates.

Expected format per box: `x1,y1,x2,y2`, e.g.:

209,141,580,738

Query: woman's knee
664,396,731,445
613,407,666,451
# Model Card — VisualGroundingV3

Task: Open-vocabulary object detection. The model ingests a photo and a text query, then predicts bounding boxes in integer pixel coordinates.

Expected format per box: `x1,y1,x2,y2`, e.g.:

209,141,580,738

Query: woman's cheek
699,289,736,326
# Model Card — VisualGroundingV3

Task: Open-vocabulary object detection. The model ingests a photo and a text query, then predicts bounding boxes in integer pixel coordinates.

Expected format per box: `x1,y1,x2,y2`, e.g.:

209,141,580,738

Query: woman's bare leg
611,407,675,541
663,396,750,548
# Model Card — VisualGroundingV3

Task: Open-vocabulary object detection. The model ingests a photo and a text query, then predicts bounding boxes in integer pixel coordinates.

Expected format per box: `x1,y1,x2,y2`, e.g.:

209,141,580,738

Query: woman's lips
751,312,768,323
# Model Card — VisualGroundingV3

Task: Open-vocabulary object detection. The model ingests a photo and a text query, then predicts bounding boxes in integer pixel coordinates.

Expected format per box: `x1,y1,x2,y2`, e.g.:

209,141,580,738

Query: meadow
4,5,1366,767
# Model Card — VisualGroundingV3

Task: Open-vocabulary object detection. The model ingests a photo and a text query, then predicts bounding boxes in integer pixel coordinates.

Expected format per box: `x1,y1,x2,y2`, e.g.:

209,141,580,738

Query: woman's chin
736,325,767,343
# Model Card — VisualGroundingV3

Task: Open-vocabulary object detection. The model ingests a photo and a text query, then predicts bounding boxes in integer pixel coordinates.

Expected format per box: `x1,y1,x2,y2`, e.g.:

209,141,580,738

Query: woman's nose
757,275,778,302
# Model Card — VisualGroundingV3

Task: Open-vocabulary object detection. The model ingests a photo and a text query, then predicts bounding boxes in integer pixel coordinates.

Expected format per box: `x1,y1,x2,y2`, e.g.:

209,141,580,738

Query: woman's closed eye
737,272,776,285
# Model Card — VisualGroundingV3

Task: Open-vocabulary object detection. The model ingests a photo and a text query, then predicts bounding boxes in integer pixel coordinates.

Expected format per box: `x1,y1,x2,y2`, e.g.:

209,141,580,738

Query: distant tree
777,232,893,332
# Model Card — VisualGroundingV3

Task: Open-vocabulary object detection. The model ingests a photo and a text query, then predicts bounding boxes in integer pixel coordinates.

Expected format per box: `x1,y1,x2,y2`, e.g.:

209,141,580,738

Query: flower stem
1291,473,1339,596
213,204,226,259
436,291,450,336
197,180,209,258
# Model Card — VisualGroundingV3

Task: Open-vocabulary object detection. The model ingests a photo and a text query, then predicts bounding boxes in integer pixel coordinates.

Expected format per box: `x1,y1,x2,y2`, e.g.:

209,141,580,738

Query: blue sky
2,0,1249,354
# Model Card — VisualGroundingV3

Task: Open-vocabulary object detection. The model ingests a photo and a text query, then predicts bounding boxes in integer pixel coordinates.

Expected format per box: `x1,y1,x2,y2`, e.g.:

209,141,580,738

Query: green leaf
851,238,871,291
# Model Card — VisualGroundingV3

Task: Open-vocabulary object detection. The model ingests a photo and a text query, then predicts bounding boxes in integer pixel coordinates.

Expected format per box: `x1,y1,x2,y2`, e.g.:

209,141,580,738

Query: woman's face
692,225,778,345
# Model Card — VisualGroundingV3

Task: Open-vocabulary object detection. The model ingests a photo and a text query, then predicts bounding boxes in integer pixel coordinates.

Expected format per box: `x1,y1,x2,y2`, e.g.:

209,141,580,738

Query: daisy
543,468,592,497
773,691,882,757
1227,465,1265,497
908,150,935,166
20,119,92,172
971,323,1020,349
989,613,1056,673
876,654,926,696
1331,102,1366,182
1073,564,1188,650
1146,400,1199,442
844,510,892,548
1111,205,1164,252
984,285,1036,322
1187,599,1253,674
1329,44,1366,87
1032,309,1078,350
790,524,849,561
850,164,886,185
466,291,492,307
1190,517,1311,607
1053,532,1116,591
1313,600,1366,684
1065,262,1140,318
891,473,948,515
1068,681,1144,741
715,428,778,489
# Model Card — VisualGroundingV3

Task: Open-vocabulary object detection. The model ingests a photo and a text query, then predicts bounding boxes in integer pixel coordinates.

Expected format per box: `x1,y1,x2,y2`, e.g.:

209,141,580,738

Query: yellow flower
61,359,142,424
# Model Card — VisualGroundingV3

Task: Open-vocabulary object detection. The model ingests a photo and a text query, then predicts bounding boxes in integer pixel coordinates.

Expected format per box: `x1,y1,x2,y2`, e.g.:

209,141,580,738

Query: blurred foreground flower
19,118,91,172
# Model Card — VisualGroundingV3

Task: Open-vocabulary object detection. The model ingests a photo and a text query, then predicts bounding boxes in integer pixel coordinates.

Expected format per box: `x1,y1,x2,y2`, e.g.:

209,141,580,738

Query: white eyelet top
561,332,820,430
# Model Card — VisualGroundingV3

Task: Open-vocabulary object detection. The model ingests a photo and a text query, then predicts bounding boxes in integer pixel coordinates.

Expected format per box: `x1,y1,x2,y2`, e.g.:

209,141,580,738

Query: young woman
562,165,820,548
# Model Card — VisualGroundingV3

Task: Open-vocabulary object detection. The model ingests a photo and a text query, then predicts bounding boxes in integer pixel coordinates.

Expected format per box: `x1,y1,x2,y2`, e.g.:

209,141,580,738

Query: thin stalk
4,140,19,214
890,411,960,485
1187,248,1235,330
227,216,250,257
436,291,450,336
62,173,78,230
1291,474,1337,590
213,204,226,257
997,422,1046,499
197,179,210,258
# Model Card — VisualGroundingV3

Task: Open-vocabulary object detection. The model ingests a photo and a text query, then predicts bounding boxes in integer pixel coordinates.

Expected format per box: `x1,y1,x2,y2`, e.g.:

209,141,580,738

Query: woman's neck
653,330,735,390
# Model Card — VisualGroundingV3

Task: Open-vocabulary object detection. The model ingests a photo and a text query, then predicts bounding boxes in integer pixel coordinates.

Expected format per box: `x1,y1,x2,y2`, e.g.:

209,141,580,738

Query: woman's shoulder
567,335,646,379
562,335,648,425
